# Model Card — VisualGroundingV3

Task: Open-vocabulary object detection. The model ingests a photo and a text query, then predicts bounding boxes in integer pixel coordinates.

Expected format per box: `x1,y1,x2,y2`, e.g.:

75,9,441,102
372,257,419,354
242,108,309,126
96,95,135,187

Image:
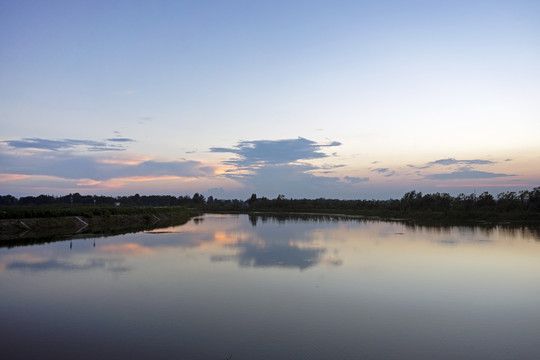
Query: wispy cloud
425,169,516,180
4,137,128,152
0,137,209,183
0,151,212,181
410,158,495,169
427,158,494,166
6,258,129,273
370,168,396,177
0,174,30,182
344,176,369,183
122,160,214,179
406,157,517,182
138,117,153,125
107,138,135,143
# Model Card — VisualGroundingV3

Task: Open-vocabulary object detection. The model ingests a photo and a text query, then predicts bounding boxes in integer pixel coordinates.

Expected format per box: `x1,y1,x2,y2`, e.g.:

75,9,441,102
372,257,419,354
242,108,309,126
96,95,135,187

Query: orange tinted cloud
97,156,153,166
213,231,238,245
0,253,47,273
124,176,193,182
76,179,103,186
0,174,30,182
99,243,154,255
88,175,200,190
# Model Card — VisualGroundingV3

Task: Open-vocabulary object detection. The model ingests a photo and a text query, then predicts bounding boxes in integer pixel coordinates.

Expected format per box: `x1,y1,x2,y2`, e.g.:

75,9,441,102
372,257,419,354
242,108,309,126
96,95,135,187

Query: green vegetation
0,193,205,216
1,188,539,247
0,205,193,246
1,187,539,228
0,203,189,220
207,188,540,222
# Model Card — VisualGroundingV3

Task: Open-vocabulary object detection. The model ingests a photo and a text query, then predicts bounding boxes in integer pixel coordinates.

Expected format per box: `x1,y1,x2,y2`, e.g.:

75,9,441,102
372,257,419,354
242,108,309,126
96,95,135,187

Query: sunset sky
1,0,539,199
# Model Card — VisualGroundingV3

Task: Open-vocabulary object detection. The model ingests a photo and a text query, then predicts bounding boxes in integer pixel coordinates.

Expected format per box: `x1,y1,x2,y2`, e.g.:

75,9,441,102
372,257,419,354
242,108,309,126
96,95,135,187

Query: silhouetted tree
248,193,257,205
477,192,495,208
192,193,205,205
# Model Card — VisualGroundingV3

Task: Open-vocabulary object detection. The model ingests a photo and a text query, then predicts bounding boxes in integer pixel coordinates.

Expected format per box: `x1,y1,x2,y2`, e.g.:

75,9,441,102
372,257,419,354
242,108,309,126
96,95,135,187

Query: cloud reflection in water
6,258,130,273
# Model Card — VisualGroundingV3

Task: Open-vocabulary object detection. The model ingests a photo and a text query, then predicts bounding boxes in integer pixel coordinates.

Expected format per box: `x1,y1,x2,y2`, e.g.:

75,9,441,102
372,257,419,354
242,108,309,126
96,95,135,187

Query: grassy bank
0,204,193,220
0,206,194,246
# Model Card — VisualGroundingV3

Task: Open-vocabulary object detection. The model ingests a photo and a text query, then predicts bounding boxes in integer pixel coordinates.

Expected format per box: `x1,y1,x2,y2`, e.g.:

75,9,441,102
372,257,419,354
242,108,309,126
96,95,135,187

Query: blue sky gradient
1,1,539,198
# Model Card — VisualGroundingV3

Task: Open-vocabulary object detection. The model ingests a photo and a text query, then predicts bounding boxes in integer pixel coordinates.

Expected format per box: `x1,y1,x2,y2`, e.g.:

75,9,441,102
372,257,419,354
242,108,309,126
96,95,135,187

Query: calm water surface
1,214,540,359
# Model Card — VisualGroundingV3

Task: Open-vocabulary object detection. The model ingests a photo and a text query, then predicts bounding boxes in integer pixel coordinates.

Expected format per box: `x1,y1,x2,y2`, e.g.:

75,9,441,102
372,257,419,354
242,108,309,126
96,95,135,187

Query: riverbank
0,207,194,246
2,203,539,248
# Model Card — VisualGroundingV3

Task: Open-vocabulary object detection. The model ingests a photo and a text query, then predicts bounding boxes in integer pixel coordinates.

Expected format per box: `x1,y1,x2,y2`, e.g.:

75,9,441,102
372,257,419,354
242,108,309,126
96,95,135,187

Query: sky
1,0,539,200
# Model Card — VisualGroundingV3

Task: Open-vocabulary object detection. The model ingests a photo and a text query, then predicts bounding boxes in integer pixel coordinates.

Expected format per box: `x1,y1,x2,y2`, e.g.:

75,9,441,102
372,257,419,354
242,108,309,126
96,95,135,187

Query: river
1,214,539,359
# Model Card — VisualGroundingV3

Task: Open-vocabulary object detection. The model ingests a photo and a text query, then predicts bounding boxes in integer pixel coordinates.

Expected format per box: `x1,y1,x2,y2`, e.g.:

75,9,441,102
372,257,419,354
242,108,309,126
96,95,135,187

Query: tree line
0,193,206,207
1,188,540,221
236,188,540,220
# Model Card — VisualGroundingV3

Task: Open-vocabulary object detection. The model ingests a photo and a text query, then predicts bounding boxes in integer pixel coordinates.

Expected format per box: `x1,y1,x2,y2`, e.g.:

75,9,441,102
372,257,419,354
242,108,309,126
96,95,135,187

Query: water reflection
1,214,540,360
7,257,130,273
248,213,360,227
3,214,540,274
402,220,540,242
236,243,324,269
137,214,339,270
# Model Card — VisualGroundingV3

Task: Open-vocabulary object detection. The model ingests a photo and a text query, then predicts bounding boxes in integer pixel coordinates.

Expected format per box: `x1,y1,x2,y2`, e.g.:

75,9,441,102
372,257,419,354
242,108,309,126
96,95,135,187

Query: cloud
370,168,396,177
344,176,369,183
4,137,127,152
428,158,494,166
0,174,30,182
1,136,365,197
0,151,211,181
6,258,129,273
210,138,373,198
1,136,212,182
405,157,516,181
107,138,135,143
211,137,341,167
410,158,495,169
87,146,125,152
425,169,515,180
320,164,346,170
122,160,213,178
236,243,324,270
228,163,361,198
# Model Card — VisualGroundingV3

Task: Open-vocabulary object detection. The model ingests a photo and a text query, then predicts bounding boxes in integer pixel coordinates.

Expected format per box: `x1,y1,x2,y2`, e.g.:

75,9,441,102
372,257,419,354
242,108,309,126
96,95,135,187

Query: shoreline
2,208,539,248
0,209,194,246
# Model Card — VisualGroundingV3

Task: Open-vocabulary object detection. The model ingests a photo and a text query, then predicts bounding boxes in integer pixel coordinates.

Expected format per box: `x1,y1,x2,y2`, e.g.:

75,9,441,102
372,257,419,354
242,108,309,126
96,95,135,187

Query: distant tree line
2,188,540,221
226,188,540,220
0,193,207,208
